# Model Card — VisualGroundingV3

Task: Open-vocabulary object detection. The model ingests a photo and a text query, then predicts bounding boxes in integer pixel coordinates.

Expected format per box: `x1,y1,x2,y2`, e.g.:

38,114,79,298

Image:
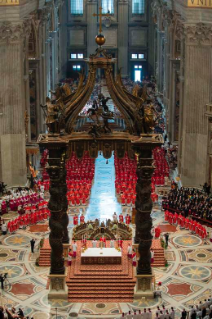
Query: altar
81,248,122,264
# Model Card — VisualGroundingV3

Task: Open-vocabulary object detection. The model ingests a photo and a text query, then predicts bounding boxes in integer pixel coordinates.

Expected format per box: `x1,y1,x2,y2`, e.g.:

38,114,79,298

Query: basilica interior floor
1,158,212,318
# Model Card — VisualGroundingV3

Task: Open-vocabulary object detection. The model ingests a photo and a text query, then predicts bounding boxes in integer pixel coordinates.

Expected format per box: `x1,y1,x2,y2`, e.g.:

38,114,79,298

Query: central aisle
85,153,122,221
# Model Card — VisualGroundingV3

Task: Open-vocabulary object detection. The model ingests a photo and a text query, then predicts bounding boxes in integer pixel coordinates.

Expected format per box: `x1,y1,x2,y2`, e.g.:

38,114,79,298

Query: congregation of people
39,150,95,206
188,297,212,319
162,187,212,222
120,305,175,319
0,189,44,215
0,305,34,319
0,186,49,234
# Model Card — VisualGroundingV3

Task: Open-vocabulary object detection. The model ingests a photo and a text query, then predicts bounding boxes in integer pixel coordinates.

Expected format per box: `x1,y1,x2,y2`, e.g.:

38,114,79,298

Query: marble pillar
0,21,30,186
117,0,128,77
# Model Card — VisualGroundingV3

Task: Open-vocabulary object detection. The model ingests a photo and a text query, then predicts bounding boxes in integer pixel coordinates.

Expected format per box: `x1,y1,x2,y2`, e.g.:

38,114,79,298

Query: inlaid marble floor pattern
0,208,212,318
1,157,212,318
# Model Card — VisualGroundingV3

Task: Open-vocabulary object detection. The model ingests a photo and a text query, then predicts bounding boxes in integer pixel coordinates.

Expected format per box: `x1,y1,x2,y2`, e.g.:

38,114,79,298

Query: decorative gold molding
0,0,19,5
187,0,212,8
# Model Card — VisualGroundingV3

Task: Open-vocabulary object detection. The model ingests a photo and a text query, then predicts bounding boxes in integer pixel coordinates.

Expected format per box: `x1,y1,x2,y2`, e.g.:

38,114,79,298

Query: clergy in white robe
126,311,132,319
113,212,118,223
133,311,142,319
143,309,148,319
164,311,169,319
147,309,152,319
92,240,97,248
110,240,115,248
170,308,175,319
127,244,132,258
156,307,161,316
159,311,164,319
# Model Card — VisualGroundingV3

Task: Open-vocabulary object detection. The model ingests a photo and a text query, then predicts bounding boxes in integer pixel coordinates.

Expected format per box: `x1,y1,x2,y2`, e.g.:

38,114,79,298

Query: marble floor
1,210,212,318
1,158,212,317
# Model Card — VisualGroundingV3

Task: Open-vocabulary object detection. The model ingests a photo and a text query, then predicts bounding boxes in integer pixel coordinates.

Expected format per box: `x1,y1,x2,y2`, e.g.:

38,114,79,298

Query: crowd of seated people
0,189,44,215
7,203,50,233
66,152,94,206
162,187,212,222
114,153,137,206
189,297,212,319
121,305,175,319
166,145,178,170
152,147,169,186
114,152,161,206
0,305,33,319
38,151,95,206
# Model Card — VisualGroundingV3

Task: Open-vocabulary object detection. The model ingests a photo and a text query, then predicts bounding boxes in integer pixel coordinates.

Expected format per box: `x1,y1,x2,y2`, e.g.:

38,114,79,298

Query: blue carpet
85,153,122,222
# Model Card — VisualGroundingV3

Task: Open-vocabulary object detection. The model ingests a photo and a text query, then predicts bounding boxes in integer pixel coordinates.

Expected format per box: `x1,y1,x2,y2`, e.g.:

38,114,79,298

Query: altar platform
81,248,122,264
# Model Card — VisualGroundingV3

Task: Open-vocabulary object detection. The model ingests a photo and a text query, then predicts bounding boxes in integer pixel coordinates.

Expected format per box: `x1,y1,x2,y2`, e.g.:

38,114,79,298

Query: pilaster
117,0,129,77
180,23,212,187
0,20,31,186
87,0,98,57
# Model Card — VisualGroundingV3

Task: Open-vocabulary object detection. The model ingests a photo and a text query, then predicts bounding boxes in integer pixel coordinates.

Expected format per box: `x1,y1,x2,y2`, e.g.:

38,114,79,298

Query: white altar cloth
81,248,122,257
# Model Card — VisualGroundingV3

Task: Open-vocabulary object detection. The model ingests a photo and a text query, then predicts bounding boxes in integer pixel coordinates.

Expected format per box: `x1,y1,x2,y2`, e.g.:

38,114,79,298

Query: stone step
68,292,134,297
67,281,135,289
67,279,136,283
68,287,134,292
68,297,134,302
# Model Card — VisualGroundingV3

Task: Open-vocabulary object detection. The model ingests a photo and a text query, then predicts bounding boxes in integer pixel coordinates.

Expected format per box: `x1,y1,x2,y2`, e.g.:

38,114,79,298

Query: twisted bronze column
47,151,69,274
132,135,163,276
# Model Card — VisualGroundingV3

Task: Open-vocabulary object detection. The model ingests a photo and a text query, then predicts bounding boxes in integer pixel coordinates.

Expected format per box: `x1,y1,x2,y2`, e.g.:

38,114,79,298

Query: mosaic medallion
0,265,24,279
180,265,211,280
4,234,31,247
173,235,201,247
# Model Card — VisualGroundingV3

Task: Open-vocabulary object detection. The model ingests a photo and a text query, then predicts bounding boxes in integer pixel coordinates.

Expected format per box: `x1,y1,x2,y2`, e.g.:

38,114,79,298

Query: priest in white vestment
92,239,97,248
110,239,115,248
113,212,118,223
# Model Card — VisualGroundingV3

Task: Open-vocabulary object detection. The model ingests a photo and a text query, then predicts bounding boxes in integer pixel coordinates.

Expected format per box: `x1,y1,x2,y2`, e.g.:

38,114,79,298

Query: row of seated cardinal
115,153,137,206
38,151,95,206
7,208,50,233
152,147,169,186
114,153,159,206
164,210,207,239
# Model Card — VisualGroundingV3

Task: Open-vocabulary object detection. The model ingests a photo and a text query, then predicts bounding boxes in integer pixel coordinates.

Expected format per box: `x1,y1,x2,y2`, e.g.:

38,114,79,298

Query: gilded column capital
0,20,32,44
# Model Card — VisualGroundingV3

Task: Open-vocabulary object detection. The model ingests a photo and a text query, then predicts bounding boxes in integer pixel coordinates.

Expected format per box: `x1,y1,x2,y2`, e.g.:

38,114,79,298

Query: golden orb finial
95,34,106,46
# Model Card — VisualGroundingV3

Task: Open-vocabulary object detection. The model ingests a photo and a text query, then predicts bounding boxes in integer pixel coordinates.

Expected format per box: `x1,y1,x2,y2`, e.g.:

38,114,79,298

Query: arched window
132,0,145,14
71,0,83,15
102,0,114,14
